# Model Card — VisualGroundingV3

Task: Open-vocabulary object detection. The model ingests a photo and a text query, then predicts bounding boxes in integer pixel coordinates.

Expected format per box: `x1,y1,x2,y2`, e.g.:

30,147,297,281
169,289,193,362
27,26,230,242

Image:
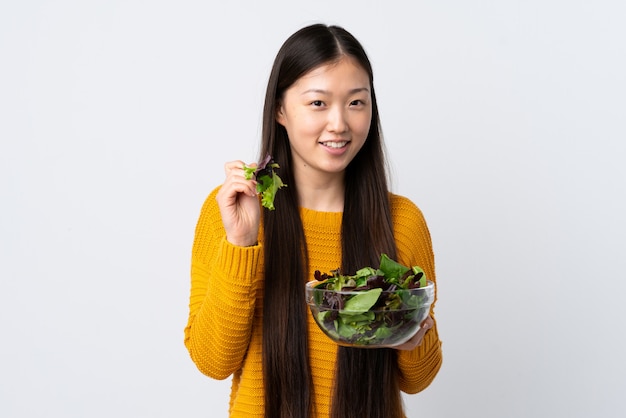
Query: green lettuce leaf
243,155,287,210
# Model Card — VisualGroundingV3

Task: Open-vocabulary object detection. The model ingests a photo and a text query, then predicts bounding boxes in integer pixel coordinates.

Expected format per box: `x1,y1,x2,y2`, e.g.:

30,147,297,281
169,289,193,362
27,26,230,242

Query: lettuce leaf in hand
243,154,287,210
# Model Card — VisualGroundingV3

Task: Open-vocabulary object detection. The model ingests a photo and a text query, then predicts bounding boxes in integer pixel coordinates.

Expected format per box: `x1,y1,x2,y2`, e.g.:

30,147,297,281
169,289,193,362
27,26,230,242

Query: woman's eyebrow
301,87,370,95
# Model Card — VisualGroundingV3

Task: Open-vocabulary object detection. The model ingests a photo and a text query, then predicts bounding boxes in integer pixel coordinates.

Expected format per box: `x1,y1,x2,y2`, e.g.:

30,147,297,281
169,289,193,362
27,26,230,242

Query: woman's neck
294,170,345,212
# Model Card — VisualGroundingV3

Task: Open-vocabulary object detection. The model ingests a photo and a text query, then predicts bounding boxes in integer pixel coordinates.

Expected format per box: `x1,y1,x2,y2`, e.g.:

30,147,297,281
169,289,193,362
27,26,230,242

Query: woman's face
276,56,372,180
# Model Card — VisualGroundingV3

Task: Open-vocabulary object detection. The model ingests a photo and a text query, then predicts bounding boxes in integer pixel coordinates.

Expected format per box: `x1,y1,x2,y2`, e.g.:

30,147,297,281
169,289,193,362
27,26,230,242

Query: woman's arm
391,195,444,393
184,187,263,379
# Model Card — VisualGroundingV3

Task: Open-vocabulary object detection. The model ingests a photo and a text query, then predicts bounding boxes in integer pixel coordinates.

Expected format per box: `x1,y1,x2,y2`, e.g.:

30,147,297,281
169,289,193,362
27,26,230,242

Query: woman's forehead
291,57,370,91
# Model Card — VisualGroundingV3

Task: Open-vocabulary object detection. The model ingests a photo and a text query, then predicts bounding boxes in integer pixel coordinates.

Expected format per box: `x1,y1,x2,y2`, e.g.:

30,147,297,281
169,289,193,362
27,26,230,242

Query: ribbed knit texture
184,187,443,417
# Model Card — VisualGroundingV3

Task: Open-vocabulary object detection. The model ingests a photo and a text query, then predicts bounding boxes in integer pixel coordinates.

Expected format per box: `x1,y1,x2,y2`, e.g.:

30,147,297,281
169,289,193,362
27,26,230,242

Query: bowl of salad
305,254,435,348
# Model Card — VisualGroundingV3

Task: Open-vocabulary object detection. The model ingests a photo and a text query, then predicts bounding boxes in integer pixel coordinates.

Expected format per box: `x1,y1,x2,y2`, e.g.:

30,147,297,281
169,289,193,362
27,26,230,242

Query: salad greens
243,154,286,210
310,254,431,346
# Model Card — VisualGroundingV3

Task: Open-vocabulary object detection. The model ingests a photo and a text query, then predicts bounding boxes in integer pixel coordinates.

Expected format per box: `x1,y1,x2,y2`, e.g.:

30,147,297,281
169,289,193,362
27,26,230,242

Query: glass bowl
305,280,435,348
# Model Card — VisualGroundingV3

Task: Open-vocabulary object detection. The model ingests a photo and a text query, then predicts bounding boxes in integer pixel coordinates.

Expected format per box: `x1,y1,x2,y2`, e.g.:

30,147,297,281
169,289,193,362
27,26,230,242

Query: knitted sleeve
391,195,443,394
184,186,264,379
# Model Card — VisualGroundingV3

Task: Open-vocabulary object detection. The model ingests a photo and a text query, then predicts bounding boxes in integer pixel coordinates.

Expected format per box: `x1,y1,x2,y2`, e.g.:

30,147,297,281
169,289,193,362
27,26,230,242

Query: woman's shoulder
389,192,430,234
198,185,222,212
389,193,425,218
194,185,225,233
389,193,434,268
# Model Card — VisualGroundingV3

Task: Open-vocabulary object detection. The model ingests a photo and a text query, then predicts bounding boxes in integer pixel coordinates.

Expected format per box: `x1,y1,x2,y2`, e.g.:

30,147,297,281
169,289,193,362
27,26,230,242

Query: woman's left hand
393,316,434,351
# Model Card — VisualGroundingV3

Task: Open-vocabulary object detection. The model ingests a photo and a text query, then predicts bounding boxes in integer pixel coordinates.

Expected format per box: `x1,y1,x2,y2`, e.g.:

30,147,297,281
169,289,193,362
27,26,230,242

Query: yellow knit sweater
184,187,443,417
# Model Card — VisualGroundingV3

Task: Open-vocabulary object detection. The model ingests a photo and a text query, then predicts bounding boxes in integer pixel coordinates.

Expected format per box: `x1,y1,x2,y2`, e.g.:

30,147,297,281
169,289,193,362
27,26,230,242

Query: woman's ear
276,103,286,126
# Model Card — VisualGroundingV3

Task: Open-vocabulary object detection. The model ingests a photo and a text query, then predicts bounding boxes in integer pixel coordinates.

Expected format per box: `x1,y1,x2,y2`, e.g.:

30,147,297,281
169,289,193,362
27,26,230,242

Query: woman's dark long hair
260,24,402,418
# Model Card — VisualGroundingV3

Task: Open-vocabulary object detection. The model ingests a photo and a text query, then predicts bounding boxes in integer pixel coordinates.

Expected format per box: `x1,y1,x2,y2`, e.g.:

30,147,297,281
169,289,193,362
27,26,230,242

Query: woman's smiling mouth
319,141,349,149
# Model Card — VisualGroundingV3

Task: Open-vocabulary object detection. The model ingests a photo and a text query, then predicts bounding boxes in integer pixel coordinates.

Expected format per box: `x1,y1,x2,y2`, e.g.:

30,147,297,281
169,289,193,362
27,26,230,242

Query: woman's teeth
321,141,348,149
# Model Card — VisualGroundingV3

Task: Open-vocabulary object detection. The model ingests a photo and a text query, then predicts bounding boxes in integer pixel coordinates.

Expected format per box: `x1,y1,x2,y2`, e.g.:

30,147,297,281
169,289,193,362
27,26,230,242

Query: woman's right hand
215,160,261,247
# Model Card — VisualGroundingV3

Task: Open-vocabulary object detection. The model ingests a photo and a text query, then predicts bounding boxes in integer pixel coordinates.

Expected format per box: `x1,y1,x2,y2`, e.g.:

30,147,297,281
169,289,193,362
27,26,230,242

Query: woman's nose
326,106,348,133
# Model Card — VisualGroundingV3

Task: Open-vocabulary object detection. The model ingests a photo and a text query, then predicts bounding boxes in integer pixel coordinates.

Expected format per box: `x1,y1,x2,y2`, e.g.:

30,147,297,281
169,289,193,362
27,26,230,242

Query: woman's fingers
215,160,262,247
224,160,244,175
222,175,257,197
393,316,434,351
224,160,257,176
221,161,258,197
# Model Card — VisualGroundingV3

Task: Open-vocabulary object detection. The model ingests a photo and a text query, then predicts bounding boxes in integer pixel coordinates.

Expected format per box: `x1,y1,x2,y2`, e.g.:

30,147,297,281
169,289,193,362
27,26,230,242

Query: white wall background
2,1,625,417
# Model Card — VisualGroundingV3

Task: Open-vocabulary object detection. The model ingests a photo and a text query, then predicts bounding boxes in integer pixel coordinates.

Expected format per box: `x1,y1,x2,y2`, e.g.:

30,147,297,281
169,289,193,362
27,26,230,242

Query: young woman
184,23,443,418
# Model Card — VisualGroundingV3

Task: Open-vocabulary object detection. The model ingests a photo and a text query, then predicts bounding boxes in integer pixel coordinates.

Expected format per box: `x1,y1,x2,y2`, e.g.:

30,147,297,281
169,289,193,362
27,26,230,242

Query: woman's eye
311,100,324,107
350,99,365,106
